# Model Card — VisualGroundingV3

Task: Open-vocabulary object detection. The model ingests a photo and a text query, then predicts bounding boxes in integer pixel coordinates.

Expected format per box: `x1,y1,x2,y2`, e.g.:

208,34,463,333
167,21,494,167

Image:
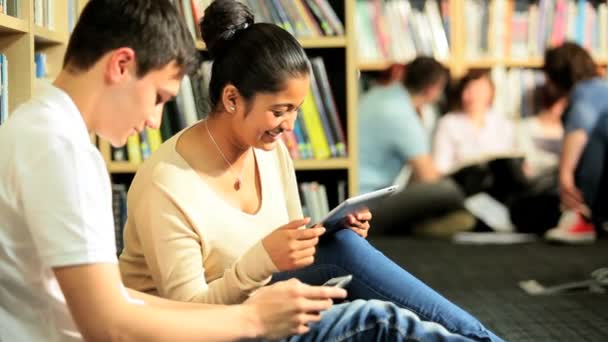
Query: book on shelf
282,57,347,161
0,54,8,127
299,180,347,224
356,0,450,63
112,184,128,255
34,0,55,29
465,0,608,60
68,0,76,32
35,53,47,79
491,66,545,119
1,0,21,17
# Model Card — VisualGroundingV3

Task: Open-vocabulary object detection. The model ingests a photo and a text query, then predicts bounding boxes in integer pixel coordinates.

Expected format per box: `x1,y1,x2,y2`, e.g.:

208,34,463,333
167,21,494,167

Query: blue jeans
279,299,478,341
272,230,503,342
575,114,608,226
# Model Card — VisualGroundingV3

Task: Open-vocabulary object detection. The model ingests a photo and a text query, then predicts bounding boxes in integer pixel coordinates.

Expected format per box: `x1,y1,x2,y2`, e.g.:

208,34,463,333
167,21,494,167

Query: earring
230,106,236,112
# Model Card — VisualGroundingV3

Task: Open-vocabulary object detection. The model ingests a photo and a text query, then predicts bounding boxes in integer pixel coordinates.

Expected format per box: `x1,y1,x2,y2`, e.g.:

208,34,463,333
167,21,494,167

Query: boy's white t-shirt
0,82,117,341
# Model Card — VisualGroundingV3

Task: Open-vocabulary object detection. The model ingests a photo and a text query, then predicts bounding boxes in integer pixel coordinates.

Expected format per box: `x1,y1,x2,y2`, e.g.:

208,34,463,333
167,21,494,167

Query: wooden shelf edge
298,36,346,48
293,158,350,170
34,25,68,45
107,162,140,173
195,36,347,51
0,13,28,33
358,59,451,71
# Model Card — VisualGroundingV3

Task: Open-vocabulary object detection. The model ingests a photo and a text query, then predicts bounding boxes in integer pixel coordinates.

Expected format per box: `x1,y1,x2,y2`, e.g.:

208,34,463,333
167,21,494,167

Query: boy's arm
54,263,260,342
55,264,346,342
559,129,588,212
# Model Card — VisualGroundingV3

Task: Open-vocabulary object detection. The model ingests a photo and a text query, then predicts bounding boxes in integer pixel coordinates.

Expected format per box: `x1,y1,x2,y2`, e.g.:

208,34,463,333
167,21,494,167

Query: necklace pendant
234,178,241,191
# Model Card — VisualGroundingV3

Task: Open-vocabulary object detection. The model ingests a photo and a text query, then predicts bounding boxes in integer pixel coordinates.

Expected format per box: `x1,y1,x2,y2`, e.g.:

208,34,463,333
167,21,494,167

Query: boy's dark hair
200,0,309,111
64,0,199,77
403,56,449,94
543,42,597,95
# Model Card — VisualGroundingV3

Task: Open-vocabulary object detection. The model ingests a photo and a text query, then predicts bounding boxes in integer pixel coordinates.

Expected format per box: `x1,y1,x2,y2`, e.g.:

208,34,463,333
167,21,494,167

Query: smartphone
322,275,353,289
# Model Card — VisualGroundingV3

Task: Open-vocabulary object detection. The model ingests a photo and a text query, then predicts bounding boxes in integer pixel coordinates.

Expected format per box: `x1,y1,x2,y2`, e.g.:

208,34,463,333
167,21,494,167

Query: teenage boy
0,1,474,341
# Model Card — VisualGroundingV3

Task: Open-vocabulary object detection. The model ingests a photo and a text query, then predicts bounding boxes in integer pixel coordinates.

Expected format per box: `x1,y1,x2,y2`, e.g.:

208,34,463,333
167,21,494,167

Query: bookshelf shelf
357,61,393,71
108,162,140,174
294,158,350,171
34,26,68,45
0,14,28,33
358,59,451,72
299,36,347,48
196,36,347,51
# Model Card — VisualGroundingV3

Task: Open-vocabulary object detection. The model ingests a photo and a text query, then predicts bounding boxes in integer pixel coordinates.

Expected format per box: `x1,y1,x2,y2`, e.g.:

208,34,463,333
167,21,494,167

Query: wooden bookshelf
196,36,347,50
294,158,350,171
0,14,29,33
34,25,68,45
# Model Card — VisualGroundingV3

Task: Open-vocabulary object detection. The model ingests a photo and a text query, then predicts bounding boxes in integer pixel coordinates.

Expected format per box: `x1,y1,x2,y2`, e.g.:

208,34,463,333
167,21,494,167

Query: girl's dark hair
543,42,598,95
200,0,310,111
64,0,198,77
453,69,494,110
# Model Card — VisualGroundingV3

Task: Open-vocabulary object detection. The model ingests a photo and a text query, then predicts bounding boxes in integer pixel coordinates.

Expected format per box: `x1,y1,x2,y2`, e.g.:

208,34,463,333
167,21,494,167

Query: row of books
465,0,608,59
111,184,127,255
491,67,546,119
356,0,450,63
0,55,8,126
300,180,347,224
111,127,163,164
282,57,347,160
34,0,54,28
0,0,20,17
191,0,345,39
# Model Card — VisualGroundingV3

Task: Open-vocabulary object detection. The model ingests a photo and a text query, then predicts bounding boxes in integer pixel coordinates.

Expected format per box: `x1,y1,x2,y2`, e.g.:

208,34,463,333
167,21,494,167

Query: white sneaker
545,210,596,244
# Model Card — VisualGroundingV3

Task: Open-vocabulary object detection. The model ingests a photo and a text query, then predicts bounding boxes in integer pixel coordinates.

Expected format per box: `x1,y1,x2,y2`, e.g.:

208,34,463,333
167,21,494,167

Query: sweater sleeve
129,182,277,305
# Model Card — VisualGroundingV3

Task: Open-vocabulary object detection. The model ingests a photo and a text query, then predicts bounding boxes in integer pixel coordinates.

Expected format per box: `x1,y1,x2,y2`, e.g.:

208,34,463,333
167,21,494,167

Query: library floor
368,237,608,342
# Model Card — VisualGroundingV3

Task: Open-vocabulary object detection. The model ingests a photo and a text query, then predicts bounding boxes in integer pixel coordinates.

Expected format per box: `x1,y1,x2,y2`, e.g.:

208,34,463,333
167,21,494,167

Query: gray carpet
369,238,608,342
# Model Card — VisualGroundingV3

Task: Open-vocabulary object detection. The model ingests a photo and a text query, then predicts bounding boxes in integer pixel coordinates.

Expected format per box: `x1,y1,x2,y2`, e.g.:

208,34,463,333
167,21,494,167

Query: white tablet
320,185,399,230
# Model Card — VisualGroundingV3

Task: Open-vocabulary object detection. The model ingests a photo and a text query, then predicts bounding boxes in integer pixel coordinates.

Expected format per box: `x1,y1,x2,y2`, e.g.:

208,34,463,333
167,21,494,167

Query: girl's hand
344,209,372,239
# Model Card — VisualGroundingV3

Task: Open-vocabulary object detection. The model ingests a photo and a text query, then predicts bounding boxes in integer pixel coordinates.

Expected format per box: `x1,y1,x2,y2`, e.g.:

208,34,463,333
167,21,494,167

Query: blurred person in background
542,42,608,244
358,57,475,238
433,69,518,175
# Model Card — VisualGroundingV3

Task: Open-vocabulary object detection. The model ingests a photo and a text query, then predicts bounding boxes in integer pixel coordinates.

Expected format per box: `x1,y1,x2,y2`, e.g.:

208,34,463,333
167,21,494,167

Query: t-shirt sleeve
564,100,599,134
131,182,276,304
20,138,117,268
389,107,430,162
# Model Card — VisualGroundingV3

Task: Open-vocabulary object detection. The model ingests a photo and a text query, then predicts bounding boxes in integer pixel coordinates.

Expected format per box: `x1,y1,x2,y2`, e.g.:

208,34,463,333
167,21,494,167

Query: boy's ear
106,47,136,83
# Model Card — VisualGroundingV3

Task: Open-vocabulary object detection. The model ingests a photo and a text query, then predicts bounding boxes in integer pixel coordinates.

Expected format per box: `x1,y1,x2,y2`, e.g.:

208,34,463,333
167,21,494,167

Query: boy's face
99,54,182,147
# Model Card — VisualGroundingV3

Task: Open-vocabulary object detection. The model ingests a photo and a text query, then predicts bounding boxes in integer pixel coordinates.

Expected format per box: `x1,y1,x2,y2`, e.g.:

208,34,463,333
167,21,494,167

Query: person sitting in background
542,42,608,244
517,85,567,179
357,57,475,237
433,69,518,175
358,57,446,192
509,86,567,235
